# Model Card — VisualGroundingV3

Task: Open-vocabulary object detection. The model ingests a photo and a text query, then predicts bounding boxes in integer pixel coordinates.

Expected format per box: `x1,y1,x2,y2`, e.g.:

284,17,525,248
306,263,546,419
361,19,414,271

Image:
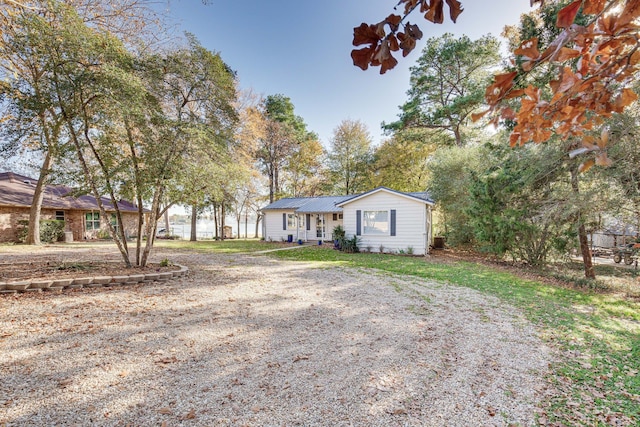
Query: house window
339,213,343,220
55,211,65,221
110,213,119,233
85,212,100,231
287,214,296,229
363,210,389,235
332,213,343,221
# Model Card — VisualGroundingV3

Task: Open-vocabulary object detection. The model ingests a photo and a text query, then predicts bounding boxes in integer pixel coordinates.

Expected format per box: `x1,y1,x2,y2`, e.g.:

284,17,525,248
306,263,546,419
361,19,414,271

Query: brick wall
0,206,142,243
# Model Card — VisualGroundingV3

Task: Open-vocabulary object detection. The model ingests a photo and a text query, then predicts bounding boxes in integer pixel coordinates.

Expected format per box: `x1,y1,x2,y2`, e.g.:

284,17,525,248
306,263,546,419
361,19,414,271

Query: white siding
264,210,346,242
341,191,431,255
264,210,300,242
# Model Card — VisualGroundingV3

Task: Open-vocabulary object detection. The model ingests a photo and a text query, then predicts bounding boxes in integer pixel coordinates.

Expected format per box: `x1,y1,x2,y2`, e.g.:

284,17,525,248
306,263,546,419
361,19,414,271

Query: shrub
96,228,111,239
342,235,360,253
407,246,414,255
17,219,64,243
379,244,385,253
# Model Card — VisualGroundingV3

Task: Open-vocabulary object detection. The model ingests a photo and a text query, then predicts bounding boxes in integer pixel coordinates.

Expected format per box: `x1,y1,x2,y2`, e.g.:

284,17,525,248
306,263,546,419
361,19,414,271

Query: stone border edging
0,264,188,295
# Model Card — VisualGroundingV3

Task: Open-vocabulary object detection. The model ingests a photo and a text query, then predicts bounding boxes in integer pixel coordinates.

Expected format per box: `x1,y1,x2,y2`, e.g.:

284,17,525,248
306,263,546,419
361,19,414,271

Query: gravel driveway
0,246,551,426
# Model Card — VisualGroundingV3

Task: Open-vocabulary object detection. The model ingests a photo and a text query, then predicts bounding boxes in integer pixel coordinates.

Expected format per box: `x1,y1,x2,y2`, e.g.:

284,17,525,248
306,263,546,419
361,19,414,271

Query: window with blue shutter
283,213,286,230
356,210,361,236
306,214,311,230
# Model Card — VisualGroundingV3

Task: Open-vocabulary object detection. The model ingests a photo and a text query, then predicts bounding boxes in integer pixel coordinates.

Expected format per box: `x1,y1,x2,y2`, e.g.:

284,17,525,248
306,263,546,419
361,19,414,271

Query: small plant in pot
332,225,345,250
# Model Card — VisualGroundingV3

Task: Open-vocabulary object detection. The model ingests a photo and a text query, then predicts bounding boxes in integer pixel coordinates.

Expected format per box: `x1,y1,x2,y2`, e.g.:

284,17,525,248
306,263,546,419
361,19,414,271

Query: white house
260,187,435,255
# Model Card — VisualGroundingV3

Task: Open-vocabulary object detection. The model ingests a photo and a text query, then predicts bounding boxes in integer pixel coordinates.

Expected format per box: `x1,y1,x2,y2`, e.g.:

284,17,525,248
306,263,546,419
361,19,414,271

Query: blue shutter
390,209,396,236
283,213,286,230
356,210,361,236
306,214,311,230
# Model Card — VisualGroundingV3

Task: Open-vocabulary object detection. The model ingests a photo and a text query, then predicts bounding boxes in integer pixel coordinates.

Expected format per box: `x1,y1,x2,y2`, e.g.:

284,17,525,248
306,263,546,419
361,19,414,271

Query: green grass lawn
267,246,640,426
154,238,285,254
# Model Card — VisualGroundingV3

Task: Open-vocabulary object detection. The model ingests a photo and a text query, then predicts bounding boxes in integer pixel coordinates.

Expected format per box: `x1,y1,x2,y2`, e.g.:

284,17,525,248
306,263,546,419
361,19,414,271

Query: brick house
0,171,144,243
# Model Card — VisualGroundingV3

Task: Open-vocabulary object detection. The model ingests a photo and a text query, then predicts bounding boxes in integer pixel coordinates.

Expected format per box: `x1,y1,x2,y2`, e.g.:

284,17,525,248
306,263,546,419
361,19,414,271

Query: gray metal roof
406,191,435,204
261,188,435,213
336,187,435,206
295,196,353,213
260,198,309,211
261,195,352,213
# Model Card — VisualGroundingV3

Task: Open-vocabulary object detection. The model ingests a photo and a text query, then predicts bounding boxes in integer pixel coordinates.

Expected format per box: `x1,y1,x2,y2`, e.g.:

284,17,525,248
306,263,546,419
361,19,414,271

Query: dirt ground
0,243,552,426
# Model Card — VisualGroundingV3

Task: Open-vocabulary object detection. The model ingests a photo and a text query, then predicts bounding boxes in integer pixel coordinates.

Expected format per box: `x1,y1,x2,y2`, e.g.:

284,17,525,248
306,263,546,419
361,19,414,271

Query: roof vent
23,180,32,185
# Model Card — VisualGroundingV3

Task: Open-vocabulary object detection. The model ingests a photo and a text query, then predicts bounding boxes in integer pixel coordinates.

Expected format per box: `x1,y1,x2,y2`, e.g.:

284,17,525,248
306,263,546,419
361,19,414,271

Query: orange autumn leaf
515,37,541,60
373,39,398,74
583,0,606,14
486,71,518,101
501,106,517,120
424,0,444,24
505,88,526,99
556,0,582,28
471,109,489,122
554,47,581,62
579,159,596,172
445,0,464,22
353,23,381,46
388,34,400,51
616,88,639,109
351,46,375,70
509,132,521,147
595,152,613,167
385,14,402,31
616,0,640,29
397,32,417,57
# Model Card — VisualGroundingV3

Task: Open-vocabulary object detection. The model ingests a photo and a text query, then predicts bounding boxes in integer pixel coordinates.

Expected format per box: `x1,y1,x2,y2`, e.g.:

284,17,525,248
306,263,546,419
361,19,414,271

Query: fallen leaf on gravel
160,422,168,427
487,406,496,416
293,355,309,362
181,409,196,420
118,370,129,377
387,407,407,415
156,356,178,364
158,407,172,414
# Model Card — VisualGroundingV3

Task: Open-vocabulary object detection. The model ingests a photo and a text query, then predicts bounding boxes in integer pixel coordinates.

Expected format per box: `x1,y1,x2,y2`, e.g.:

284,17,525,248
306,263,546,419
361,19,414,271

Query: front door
316,214,325,239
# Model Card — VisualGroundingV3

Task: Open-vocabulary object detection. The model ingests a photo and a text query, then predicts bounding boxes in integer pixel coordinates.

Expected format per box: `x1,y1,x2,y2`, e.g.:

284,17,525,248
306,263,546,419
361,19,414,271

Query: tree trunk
571,169,595,279
453,125,463,147
255,213,261,238
141,185,163,267
190,205,198,241
245,213,248,239
164,209,170,235
213,203,219,239
27,150,53,245
268,167,275,203
221,202,226,240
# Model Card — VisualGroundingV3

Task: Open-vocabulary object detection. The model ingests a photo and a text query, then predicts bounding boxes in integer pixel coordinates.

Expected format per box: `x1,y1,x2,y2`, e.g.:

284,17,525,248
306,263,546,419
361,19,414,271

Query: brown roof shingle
0,172,141,212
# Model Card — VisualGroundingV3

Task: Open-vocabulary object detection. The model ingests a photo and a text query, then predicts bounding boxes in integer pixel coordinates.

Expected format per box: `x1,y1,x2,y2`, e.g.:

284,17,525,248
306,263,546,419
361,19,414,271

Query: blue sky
162,0,535,147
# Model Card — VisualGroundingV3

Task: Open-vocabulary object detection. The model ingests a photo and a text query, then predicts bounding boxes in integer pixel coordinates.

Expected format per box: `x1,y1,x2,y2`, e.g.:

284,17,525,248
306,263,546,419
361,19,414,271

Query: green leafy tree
256,94,317,202
327,119,373,195
370,129,436,192
427,145,482,245
385,33,501,147
467,142,577,265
